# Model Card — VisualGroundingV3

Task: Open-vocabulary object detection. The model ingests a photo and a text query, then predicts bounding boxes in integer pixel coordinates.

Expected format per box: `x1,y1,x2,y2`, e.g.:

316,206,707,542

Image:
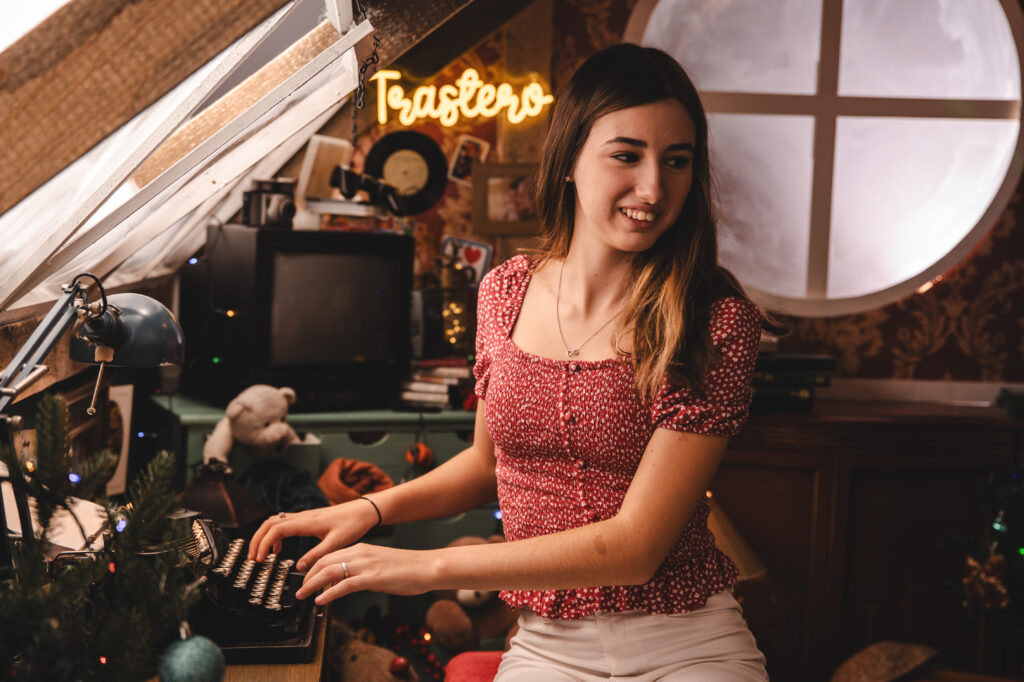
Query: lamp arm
0,277,183,574
0,283,90,573
0,283,84,417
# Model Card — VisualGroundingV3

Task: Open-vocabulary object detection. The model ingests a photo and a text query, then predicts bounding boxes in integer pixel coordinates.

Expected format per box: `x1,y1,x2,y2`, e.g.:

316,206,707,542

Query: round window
628,0,1024,316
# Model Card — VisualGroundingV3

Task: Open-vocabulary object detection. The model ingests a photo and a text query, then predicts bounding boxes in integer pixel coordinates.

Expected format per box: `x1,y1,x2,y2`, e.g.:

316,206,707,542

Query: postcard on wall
448,134,491,185
441,235,493,286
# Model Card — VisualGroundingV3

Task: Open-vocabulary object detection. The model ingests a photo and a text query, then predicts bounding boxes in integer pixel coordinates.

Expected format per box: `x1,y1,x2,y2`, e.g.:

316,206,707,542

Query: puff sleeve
473,273,496,399
650,297,762,437
473,256,529,399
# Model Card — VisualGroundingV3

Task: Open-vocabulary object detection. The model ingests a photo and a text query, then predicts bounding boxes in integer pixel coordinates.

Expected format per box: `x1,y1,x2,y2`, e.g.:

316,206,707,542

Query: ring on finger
278,512,286,520
342,561,350,579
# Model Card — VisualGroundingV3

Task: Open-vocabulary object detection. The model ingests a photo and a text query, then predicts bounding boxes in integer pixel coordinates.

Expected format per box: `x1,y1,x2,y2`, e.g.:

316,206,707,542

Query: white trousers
494,591,769,681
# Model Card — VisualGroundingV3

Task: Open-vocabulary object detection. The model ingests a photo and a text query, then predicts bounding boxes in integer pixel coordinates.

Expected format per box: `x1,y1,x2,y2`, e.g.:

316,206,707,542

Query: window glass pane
829,117,1018,298
0,52,227,268
839,0,1020,100
713,114,815,298
643,0,822,94
0,2,72,52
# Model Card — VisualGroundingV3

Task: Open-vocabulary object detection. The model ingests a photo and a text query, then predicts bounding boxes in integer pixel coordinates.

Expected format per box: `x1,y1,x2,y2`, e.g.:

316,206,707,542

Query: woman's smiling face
570,99,696,255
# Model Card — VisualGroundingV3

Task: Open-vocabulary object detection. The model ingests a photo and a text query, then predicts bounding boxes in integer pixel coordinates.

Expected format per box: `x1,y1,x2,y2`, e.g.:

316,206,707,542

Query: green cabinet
151,395,477,477
150,396,502,634
150,394,500,544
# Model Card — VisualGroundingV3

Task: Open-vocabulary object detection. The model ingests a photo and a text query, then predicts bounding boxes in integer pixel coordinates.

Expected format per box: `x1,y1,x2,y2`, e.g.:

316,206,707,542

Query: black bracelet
358,496,383,528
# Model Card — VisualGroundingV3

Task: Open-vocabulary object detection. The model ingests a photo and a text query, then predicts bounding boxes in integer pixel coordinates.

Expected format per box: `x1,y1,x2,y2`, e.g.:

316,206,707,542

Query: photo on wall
471,162,540,236
105,385,134,496
448,134,490,185
441,235,493,286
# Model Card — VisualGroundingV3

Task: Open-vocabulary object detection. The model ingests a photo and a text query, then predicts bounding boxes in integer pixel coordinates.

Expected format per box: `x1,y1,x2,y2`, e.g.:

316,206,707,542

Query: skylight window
0,2,369,312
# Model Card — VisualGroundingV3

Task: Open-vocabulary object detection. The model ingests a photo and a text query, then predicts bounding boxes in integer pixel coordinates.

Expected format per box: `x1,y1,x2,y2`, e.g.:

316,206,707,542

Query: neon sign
370,68,554,127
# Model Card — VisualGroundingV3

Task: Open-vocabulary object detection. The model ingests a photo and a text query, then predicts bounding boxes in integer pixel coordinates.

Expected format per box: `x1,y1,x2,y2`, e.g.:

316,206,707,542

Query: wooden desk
716,400,1023,680
147,609,327,682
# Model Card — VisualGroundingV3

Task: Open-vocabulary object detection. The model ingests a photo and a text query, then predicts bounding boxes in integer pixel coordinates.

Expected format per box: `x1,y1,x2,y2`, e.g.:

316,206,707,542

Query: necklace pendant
566,349,580,357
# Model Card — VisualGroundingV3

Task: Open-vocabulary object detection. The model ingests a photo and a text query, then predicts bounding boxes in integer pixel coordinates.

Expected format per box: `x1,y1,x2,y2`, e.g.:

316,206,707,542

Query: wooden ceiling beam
361,0,475,72
132,20,346,187
0,0,291,216
134,0,476,189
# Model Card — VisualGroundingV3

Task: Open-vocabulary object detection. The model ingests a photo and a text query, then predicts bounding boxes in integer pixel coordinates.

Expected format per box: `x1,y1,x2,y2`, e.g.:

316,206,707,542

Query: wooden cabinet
717,401,1022,681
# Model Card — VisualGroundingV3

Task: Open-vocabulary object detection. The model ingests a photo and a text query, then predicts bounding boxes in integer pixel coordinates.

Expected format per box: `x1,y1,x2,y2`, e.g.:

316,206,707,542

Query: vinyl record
365,131,449,216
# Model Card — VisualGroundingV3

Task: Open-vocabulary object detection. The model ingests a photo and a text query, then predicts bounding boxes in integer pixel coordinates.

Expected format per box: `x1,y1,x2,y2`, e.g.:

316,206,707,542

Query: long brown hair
533,43,761,401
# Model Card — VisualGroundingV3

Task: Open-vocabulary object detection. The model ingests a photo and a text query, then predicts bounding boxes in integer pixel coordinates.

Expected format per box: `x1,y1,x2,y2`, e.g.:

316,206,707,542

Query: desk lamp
0,273,185,570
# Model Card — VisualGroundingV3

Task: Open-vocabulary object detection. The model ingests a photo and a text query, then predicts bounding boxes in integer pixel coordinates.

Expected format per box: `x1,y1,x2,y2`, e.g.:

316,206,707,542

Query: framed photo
441,235,493,286
448,134,490,185
471,162,540,235
64,381,110,476
104,385,134,496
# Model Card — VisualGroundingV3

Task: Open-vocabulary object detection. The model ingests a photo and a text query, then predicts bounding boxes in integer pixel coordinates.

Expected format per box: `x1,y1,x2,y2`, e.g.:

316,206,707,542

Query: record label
365,131,448,216
383,149,430,196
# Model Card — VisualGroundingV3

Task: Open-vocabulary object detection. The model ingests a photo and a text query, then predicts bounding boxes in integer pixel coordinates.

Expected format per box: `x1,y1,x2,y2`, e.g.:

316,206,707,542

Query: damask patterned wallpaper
354,0,1024,384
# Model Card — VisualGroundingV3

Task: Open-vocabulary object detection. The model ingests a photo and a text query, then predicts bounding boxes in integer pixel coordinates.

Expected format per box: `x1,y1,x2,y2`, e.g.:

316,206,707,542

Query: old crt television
179,224,414,410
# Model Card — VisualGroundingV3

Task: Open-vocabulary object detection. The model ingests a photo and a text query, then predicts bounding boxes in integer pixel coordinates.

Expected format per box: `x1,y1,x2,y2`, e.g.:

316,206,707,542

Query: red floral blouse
473,255,762,619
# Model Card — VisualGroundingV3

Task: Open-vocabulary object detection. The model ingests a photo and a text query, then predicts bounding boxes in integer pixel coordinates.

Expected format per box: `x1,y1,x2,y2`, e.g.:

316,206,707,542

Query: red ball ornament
389,655,410,676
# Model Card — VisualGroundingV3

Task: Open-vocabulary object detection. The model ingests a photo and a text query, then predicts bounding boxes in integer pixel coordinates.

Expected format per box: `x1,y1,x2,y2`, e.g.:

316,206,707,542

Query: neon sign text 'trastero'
370,69,554,127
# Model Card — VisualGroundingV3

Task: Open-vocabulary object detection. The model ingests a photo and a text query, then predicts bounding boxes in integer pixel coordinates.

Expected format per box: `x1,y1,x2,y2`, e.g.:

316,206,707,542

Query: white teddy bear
202,385,301,472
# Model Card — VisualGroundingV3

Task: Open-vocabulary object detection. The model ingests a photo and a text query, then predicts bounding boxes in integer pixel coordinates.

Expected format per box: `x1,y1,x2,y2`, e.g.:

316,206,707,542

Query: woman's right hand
247,498,381,571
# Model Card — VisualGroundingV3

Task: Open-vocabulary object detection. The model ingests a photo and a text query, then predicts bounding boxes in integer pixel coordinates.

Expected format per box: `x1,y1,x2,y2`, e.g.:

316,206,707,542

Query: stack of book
399,360,474,411
750,353,836,414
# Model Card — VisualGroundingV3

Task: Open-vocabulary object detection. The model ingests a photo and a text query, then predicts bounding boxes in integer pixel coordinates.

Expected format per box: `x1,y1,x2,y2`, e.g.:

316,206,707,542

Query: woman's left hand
295,543,437,604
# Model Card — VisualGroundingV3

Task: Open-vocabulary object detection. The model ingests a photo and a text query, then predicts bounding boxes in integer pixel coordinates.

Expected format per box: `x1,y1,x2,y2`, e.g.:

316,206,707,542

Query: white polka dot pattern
473,255,763,619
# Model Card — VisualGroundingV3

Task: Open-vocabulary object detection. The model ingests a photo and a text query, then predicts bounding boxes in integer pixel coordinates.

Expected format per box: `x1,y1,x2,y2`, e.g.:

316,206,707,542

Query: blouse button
568,362,579,372
575,458,585,470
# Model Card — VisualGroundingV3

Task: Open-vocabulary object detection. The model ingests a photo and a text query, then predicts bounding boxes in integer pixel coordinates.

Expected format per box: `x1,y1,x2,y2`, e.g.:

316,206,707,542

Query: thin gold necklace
555,261,623,358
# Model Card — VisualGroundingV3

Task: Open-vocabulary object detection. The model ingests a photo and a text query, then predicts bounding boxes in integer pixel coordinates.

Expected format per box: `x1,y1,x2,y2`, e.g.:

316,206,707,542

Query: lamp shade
69,293,185,366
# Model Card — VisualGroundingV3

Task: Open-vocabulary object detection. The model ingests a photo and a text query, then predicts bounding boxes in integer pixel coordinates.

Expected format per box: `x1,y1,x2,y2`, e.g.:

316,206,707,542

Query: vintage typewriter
183,519,320,664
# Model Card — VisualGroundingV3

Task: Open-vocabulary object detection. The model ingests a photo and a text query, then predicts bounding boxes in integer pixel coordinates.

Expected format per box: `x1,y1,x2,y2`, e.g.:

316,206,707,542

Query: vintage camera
241,179,297,229
330,166,401,214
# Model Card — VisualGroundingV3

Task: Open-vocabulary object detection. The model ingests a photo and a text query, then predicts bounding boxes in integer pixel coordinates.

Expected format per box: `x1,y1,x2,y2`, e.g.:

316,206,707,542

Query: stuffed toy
329,622,419,681
424,536,519,655
318,458,395,505
202,384,301,472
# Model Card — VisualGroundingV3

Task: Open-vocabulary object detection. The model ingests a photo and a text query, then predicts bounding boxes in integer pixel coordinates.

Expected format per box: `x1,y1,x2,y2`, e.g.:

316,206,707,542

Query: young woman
250,43,770,680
